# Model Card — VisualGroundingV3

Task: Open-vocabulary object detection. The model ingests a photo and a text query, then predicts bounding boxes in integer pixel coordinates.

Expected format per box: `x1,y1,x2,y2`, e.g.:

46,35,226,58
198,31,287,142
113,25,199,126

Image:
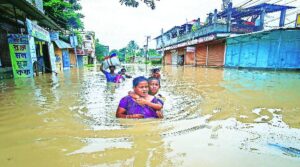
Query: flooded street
1,65,300,167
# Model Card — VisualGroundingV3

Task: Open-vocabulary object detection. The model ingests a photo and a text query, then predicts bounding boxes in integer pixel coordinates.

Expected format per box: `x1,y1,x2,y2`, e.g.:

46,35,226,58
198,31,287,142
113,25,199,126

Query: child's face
148,80,160,95
152,72,160,79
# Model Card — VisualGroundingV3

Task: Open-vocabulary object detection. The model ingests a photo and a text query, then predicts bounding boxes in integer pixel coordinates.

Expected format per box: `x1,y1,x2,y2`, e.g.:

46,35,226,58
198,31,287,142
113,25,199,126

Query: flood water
1,65,300,167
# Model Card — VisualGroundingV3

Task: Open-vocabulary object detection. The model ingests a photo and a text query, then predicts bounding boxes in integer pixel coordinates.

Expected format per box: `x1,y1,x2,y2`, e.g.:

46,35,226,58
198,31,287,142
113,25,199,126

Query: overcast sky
81,0,300,50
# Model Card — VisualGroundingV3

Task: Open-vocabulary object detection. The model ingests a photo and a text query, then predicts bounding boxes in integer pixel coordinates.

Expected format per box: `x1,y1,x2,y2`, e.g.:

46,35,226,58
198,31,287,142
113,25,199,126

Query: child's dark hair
148,77,160,86
133,76,148,87
150,68,160,73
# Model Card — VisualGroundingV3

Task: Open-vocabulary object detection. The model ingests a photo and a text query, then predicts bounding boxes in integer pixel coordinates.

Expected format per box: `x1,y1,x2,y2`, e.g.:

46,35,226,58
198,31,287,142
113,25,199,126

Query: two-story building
76,31,96,66
155,3,295,68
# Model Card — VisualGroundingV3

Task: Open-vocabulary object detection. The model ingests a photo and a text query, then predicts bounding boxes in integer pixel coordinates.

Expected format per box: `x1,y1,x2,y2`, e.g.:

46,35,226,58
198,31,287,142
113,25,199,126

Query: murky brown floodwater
1,65,300,167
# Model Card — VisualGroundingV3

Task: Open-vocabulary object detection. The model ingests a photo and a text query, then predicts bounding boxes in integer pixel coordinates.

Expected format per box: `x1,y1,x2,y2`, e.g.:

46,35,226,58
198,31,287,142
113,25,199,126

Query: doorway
178,55,184,66
42,44,51,72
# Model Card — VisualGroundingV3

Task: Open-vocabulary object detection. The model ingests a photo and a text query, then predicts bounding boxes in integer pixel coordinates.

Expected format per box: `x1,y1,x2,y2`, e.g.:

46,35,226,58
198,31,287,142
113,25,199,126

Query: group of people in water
100,64,163,119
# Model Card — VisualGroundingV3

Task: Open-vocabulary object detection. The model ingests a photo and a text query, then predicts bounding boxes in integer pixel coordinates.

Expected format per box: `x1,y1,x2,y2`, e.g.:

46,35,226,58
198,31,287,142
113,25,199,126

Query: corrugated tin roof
54,40,72,49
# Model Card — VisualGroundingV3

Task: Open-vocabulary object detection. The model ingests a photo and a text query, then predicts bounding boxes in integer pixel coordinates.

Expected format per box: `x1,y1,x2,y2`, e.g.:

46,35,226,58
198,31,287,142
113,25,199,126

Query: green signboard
7,34,33,78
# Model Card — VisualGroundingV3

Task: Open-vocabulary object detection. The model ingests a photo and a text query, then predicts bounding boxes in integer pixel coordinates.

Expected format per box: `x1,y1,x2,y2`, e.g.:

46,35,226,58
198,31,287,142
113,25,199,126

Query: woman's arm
136,98,163,110
128,91,140,99
116,107,144,119
100,63,105,73
146,101,163,110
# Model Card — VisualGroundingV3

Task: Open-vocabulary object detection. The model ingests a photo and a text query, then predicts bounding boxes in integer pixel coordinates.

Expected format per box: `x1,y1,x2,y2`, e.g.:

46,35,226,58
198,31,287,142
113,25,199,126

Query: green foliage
74,30,83,45
95,39,109,62
43,0,84,30
125,40,139,63
118,47,127,62
119,0,160,10
147,49,160,57
151,59,162,64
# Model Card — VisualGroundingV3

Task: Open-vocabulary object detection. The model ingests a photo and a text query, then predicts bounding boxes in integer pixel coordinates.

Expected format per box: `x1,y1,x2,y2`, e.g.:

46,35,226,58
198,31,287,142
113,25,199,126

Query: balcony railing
156,23,259,49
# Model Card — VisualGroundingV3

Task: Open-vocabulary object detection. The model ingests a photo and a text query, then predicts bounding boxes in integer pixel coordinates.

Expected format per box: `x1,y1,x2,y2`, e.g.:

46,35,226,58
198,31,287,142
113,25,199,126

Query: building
78,31,96,66
155,3,295,68
50,32,73,71
0,0,62,78
225,28,300,70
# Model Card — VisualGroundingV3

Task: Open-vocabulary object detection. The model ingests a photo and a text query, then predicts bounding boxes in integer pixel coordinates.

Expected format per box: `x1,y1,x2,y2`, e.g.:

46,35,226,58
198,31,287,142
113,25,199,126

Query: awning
0,0,63,31
54,40,72,49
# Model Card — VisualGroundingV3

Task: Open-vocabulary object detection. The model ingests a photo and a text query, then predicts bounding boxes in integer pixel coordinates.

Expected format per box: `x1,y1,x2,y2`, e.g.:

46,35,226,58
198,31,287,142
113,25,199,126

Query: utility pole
161,28,165,65
145,36,151,62
145,35,151,72
73,33,78,67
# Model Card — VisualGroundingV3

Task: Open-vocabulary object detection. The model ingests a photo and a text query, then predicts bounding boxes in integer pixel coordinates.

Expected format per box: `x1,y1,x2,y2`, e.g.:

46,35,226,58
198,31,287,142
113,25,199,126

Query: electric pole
145,35,151,72
145,36,151,62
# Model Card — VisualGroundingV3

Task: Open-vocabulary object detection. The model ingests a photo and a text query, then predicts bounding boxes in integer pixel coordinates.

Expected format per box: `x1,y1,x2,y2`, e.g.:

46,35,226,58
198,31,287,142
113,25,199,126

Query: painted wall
69,50,76,67
163,40,225,66
225,29,300,69
77,55,83,67
54,47,63,71
164,51,172,65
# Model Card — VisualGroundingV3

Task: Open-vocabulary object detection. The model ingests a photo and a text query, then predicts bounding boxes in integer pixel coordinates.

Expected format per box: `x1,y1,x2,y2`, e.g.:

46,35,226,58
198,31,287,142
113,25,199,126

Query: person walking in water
116,76,163,119
127,77,164,118
150,68,161,79
115,68,132,83
100,63,117,83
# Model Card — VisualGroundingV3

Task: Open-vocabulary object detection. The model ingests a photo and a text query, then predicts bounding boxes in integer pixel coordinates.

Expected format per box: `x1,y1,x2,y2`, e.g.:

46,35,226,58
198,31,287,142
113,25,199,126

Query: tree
125,40,139,63
136,48,145,57
119,0,160,10
118,48,127,62
148,49,160,57
43,0,84,30
95,39,108,62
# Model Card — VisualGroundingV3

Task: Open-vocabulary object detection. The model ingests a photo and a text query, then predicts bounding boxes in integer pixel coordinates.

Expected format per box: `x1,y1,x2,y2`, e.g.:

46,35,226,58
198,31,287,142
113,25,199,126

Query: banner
28,36,37,63
7,34,33,78
70,35,78,47
26,19,50,42
50,32,59,41
296,13,300,27
48,42,57,72
186,47,195,52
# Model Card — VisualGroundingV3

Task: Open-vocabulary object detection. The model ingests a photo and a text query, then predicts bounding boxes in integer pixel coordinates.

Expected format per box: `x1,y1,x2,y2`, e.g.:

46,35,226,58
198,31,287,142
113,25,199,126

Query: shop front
50,32,73,71
26,19,56,75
